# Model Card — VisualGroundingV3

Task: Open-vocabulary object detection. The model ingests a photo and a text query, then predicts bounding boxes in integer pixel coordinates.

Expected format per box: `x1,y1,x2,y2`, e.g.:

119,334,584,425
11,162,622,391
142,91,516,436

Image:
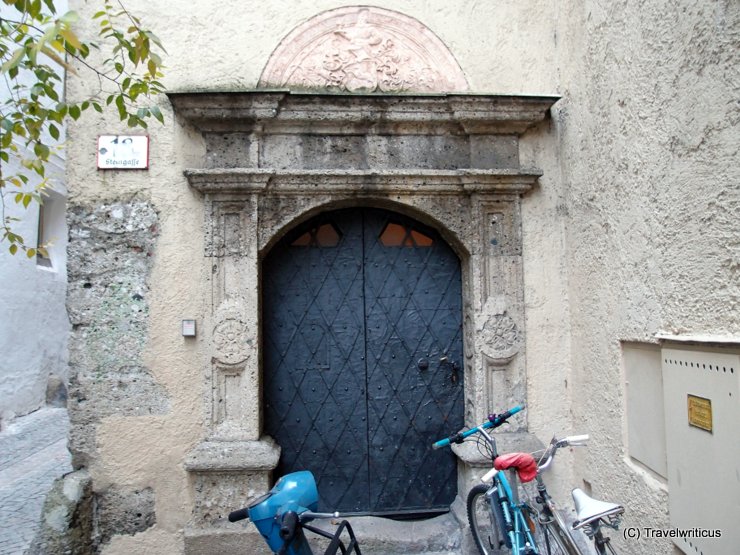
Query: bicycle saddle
493,452,538,483
571,488,624,529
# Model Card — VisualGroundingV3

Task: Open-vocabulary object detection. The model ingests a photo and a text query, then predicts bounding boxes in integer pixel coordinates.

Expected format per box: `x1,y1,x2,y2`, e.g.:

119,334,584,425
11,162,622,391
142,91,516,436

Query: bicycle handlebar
431,405,524,450
228,507,249,522
537,434,590,471
279,511,299,541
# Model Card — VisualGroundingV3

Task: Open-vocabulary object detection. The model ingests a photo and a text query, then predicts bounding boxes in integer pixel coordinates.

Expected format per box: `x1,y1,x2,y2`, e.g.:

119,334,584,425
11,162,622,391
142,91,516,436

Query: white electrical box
662,345,739,555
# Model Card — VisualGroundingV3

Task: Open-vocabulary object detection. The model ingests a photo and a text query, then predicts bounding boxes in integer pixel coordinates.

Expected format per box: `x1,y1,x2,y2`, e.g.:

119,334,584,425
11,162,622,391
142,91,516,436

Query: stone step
186,512,468,555
307,512,463,554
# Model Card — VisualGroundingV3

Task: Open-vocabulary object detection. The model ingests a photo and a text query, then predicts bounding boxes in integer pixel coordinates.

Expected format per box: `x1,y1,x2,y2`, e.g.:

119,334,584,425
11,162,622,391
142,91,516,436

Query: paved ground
0,408,71,555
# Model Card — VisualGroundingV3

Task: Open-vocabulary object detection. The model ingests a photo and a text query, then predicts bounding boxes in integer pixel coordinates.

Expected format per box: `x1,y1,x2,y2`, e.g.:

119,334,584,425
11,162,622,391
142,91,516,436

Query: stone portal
169,90,557,552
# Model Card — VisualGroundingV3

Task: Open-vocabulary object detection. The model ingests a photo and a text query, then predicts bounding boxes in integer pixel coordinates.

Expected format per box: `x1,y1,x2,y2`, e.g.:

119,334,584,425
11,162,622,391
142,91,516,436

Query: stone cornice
184,168,543,195
168,91,559,135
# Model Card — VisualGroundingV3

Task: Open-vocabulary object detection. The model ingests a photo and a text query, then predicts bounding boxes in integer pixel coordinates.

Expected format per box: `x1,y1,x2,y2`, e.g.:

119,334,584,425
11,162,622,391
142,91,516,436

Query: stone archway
173,91,557,548
171,9,557,548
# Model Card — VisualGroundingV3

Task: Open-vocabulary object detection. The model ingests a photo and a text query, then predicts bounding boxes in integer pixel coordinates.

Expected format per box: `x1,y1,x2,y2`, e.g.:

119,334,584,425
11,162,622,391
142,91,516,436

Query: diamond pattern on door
263,209,463,514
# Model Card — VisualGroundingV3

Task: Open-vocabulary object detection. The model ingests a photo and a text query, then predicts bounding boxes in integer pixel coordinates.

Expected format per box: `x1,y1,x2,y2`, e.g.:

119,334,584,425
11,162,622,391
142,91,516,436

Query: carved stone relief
212,300,252,366
259,6,468,93
478,312,521,362
213,319,251,366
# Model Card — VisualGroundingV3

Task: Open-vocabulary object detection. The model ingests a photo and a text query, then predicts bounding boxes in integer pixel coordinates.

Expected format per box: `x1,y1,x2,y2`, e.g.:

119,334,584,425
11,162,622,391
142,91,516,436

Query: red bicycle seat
493,452,538,483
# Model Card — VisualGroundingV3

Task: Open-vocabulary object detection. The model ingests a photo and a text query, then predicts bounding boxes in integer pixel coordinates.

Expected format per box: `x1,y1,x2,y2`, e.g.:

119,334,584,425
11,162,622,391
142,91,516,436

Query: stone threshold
185,511,466,555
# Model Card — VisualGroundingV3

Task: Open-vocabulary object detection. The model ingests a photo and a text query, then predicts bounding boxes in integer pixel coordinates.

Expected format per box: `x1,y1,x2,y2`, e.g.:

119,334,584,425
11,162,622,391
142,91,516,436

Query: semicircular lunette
259,6,469,94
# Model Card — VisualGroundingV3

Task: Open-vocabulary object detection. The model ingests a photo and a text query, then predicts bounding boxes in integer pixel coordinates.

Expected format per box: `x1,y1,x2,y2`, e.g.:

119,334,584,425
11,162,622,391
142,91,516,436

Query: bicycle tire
468,484,507,555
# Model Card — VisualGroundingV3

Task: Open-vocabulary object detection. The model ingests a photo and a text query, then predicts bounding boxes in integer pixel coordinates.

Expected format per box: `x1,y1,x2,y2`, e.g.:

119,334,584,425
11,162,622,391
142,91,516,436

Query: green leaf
92,102,103,113
22,194,33,208
26,248,36,258
49,123,59,140
33,142,50,159
115,95,126,120
150,105,164,124
43,84,59,101
9,243,18,255
42,0,57,15
69,105,81,120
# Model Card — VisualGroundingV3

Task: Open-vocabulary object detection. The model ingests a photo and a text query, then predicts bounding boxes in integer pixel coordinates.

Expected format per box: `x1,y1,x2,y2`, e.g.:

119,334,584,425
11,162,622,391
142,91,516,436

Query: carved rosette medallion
259,6,468,93
212,299,253,365
478,313,521,362
213,318,250,365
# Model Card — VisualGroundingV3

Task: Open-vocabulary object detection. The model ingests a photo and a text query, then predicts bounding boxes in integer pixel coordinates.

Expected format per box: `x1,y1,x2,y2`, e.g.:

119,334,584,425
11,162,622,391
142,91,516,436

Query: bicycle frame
434,407,540,554
531,476,581,555
484,465,539,554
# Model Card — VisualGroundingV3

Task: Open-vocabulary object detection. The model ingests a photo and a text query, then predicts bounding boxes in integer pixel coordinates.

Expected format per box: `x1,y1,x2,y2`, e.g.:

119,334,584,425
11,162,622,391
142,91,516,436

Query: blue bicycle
433,405,624,555
433,405,541,554
229,471,361,555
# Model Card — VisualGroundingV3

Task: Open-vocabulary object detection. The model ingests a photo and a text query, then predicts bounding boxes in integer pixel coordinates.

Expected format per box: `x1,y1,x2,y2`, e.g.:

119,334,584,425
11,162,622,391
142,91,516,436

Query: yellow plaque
687,395,712,432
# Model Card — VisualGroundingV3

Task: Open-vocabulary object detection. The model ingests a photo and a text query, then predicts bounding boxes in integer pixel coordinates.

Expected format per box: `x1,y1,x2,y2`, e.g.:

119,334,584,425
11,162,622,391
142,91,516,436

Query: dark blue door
263,208,463,514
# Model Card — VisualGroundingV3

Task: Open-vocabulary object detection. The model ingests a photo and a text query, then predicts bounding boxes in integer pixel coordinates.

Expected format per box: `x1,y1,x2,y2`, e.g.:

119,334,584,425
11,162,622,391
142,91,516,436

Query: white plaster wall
63,1,738,552
0,182,69,421
0,1,69,422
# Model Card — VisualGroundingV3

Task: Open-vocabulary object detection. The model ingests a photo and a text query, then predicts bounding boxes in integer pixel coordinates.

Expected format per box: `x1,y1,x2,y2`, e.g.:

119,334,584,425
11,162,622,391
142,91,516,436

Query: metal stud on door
263,208,463,514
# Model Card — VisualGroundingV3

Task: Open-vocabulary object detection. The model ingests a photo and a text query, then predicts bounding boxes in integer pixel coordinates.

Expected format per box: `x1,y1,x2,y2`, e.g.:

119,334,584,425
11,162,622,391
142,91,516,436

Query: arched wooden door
263,208,463,514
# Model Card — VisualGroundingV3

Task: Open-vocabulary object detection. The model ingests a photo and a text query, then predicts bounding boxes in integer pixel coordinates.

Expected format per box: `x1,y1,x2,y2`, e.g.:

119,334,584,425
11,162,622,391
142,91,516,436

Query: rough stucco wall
557,1,739,553
64,0,738,552
65,2,569,551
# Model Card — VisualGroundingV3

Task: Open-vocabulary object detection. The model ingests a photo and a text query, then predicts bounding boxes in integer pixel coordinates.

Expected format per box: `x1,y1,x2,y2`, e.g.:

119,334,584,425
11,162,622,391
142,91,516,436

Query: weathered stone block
93,486,156,547
185,438,280,528
66,202,168,469
205,133,254,168
27,470,94,555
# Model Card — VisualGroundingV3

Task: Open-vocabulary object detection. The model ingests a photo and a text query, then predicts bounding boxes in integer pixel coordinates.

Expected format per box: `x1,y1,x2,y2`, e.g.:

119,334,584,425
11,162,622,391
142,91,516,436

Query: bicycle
533,435,624,555
229,470,362,555
432,405,624,555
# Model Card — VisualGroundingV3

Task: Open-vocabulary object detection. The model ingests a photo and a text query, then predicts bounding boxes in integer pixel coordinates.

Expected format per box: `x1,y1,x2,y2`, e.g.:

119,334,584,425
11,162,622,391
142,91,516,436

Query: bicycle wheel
533,520,574,555
467,484,507,555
